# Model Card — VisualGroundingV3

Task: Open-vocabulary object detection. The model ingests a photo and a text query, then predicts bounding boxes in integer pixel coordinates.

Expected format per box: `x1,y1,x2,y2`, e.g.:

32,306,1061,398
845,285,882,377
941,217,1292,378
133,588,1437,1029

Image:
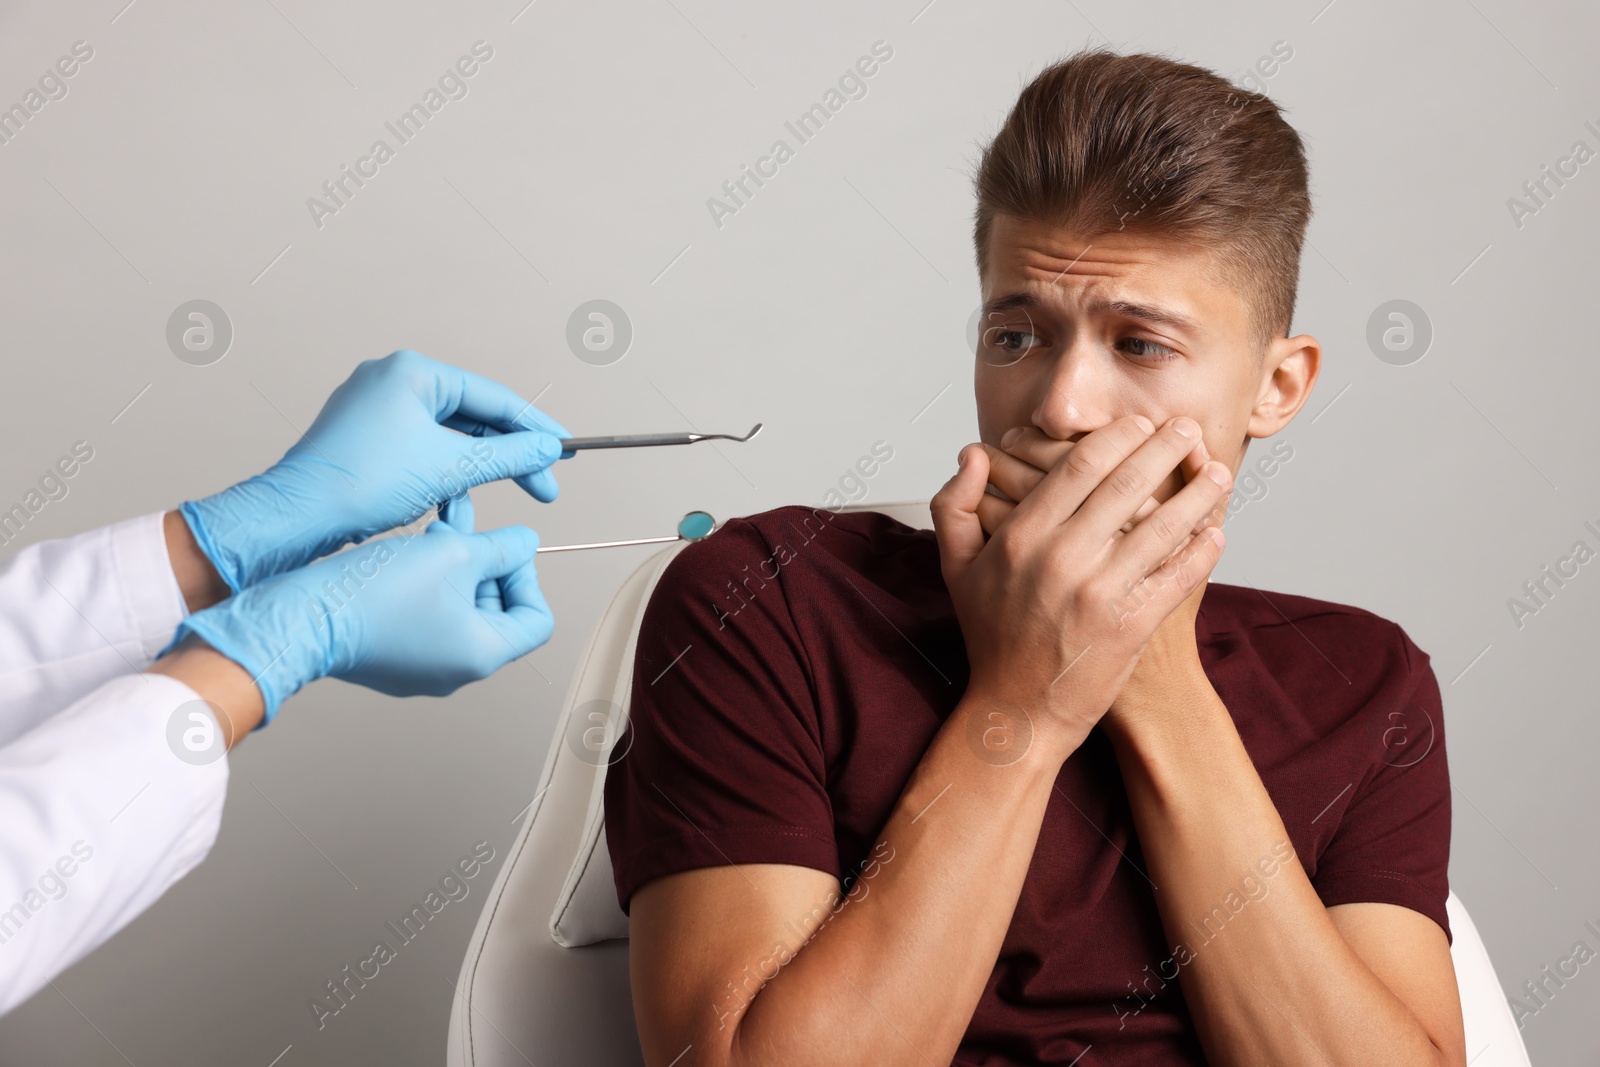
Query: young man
604,49,1465,1065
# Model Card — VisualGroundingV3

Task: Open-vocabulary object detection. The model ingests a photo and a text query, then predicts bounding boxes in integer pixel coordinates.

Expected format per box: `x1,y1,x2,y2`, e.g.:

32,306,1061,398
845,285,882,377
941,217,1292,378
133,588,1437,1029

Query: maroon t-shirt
604,505,1452,1065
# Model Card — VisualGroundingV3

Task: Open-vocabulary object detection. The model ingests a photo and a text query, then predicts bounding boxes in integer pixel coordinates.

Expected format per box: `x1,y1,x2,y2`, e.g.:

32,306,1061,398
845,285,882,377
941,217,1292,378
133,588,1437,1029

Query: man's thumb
930,445,989,579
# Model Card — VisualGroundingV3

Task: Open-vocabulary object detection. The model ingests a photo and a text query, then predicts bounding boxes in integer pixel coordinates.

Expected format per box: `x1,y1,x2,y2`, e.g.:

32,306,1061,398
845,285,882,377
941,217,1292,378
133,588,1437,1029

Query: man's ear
1246,333,1321,439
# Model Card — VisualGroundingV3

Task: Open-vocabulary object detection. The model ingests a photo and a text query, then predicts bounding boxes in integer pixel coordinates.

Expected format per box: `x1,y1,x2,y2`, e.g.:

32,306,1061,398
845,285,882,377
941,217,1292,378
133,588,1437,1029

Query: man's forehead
982,217,1225,331
1003,240,1151,279
985,216,1212,285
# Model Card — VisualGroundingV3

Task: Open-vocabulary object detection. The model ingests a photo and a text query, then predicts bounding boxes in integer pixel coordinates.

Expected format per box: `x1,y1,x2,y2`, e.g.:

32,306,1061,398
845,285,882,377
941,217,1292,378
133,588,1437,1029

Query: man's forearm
1104,675,1449,1065
728,697,1081,1067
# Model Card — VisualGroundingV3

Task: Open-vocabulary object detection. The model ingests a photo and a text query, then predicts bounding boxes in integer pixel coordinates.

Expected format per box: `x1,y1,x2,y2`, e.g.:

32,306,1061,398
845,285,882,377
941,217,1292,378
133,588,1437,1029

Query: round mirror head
677,511,716,541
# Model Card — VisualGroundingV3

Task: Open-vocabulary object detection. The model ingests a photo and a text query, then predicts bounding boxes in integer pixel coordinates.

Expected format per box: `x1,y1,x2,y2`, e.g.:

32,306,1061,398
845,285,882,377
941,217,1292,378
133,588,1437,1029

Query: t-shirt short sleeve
604,517,839,915
1312,624,1453,943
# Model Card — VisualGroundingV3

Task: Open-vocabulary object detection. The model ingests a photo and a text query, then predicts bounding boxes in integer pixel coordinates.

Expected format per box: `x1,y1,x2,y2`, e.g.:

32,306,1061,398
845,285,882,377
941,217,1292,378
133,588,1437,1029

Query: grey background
0,0,1594,1063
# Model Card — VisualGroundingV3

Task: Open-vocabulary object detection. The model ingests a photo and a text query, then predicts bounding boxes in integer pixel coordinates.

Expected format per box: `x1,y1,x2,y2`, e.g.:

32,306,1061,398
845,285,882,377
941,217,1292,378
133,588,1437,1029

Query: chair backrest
446,501,1530,1067
1448,894,1532,1065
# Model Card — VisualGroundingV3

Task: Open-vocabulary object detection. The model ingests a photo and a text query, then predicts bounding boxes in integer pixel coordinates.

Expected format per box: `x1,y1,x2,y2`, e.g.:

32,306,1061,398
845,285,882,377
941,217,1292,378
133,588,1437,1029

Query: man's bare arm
630,696,1077,1067
1102,677,1465,1066
984,425,1464,1065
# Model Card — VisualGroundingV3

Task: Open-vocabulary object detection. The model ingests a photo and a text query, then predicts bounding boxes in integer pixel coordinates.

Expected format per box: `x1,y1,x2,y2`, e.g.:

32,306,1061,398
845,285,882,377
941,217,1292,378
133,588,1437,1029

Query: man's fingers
1070,417,1202,541
996,426,1077,477
1149,429,1228,535
930,445,992,577
990,420,1222,543
976,486,1014,537
1008,415,1153,536
989,428,1155,536
1108,524,1225,635
1176,433,1210,483
1115,459,1232,582
1177,435,1231,531
980,443,1048,507
1121,496,1159,533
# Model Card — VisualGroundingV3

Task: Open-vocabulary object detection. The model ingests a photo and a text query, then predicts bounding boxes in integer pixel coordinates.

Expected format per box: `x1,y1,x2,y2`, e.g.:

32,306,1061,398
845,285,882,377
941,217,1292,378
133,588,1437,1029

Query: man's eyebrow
1092,298,1202,334
981,291,1202,334
981,292,1039,316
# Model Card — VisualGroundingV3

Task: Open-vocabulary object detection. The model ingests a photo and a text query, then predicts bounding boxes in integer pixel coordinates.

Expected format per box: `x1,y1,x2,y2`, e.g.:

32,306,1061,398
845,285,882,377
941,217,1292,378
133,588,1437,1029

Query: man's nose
1030,343,1113,441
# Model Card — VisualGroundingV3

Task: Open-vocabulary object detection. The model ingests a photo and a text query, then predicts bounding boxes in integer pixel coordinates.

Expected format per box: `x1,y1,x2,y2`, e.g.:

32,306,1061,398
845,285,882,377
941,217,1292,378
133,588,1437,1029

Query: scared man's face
974,214,1320,517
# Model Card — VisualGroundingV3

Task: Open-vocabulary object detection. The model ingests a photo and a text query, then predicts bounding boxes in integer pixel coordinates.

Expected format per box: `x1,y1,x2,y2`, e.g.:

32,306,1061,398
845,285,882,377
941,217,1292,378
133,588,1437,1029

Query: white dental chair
445,501,1532,1067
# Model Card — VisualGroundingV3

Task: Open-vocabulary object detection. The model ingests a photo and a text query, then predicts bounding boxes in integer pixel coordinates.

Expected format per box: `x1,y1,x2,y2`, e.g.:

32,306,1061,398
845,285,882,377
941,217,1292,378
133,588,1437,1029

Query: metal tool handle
536,534,682,552
559,423,762,452
560,432,698,451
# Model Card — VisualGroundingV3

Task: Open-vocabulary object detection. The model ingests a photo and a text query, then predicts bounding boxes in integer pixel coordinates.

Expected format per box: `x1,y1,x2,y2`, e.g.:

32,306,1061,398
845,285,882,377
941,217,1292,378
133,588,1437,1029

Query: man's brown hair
973,48,1312,349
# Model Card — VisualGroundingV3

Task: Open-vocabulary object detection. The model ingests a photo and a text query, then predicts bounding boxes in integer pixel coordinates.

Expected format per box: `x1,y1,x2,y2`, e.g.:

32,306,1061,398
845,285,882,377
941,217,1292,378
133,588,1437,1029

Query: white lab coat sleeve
0,672,228,1015
0,512,190,744
0,513,228,1015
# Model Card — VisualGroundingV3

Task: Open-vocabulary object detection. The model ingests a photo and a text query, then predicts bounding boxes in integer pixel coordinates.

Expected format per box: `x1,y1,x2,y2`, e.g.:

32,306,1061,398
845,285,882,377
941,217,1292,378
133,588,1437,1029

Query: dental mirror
536,510,717,553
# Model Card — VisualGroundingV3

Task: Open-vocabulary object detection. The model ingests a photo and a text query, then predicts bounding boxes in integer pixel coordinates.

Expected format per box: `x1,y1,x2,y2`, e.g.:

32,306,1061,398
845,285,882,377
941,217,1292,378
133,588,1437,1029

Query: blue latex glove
170,502,552,723
181,349,569,594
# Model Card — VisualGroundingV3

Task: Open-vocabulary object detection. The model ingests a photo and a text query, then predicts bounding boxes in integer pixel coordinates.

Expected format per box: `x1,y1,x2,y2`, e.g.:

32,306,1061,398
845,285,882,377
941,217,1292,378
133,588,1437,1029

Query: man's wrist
1103,657,1218,749
955,689,1092,772
1102,672,1235,803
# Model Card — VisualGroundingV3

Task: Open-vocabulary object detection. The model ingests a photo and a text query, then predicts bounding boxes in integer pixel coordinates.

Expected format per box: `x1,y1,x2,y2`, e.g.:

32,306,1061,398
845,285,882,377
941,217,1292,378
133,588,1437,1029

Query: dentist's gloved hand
169,500,552,723
180,349,569,594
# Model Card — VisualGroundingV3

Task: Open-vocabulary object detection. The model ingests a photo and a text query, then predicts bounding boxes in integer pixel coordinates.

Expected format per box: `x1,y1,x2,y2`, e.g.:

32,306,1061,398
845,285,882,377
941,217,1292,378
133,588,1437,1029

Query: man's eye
995,330,1038,351
981,329,1042,365
1119,337,1177,361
